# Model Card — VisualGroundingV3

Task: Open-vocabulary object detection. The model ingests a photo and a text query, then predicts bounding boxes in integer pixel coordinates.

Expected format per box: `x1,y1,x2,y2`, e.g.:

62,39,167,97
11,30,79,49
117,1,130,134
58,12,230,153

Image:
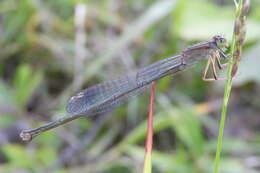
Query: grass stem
213,0,249,172
143,82,155,173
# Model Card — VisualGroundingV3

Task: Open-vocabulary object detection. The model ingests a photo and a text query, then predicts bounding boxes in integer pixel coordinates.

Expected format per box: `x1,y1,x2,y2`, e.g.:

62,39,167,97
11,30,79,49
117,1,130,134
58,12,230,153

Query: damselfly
20,35,228,141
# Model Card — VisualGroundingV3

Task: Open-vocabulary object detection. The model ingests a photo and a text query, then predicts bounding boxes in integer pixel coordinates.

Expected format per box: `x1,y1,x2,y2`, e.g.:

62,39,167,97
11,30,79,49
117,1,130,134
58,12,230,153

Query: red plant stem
145,82,155,154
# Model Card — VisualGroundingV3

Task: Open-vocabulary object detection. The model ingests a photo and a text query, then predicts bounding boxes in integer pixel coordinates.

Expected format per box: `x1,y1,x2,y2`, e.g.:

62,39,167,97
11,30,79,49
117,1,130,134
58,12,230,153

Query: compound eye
219,37,226,44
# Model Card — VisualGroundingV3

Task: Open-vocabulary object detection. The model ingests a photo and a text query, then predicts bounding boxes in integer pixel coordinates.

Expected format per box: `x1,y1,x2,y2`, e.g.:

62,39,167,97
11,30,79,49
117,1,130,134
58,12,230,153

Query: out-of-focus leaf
158,95,205,157
89,124,120,158
234,43,260,85
199,155,250,173
51,170,67,173
171,0,187,38
0,0,16,13
126,146,193,173
103,163,132,173
83,0,177,80
13,64,43,108
43,0,74,19
251,4,260,20
2,144,33,168
172,0,260,41
2,0,34,43
35,131,61,148
168,107,205,157
0,80,15,106
206,138,260,155
118,113,173,148
37,146,57,167
117,95,204,156
0,116,16,128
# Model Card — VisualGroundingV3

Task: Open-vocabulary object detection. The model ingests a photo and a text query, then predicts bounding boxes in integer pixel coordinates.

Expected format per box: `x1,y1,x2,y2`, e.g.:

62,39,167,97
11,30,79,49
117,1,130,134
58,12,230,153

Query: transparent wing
80,85,149,117
66,73,140,115
66,55,182,116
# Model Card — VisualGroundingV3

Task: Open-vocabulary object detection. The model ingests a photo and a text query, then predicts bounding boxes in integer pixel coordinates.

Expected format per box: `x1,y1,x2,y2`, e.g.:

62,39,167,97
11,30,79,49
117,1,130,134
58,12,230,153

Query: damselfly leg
216,54,228,70
202,51,228,81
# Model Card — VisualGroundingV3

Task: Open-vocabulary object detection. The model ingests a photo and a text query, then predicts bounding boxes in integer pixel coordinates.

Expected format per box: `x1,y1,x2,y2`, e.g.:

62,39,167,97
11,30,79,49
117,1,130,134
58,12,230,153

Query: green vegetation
0,0,259,172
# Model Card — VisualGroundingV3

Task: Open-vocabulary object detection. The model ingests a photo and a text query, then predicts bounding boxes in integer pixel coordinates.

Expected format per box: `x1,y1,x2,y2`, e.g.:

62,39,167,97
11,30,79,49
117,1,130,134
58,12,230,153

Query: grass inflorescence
213,0,250,173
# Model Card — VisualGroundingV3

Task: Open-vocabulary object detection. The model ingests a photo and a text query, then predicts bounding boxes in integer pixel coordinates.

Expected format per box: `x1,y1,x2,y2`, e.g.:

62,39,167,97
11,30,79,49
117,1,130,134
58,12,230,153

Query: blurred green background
0,0,260,172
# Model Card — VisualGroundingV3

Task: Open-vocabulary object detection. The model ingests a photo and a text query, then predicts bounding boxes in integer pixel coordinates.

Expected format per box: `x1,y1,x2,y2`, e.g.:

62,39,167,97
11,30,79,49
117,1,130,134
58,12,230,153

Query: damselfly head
213,35,227,49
